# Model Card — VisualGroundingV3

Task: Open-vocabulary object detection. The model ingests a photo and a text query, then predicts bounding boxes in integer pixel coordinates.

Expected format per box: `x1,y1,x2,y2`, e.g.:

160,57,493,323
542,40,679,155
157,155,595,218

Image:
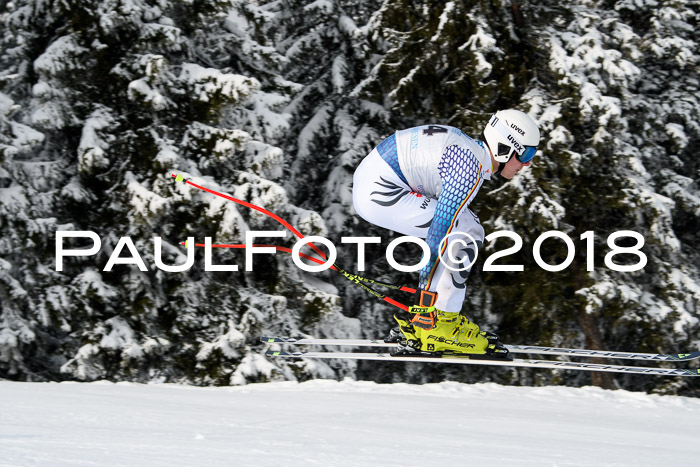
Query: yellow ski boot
418,309,490,354
390,290,509,358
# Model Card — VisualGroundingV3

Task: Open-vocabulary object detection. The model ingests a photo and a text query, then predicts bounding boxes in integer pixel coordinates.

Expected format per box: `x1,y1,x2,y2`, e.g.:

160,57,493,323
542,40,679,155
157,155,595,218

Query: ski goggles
516,145,537,163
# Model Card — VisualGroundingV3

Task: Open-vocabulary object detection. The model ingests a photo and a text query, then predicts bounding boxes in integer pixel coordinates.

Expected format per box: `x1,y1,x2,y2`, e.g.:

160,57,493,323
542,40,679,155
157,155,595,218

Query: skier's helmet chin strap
494,154,510,176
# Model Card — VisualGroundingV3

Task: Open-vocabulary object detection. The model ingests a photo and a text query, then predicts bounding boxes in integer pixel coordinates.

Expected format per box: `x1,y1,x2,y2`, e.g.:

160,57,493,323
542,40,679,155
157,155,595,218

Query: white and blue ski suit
353,125,493,313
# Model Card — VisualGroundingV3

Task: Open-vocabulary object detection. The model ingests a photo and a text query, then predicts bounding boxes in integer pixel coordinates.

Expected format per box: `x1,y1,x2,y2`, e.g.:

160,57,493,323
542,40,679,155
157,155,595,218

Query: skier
352,109,540,357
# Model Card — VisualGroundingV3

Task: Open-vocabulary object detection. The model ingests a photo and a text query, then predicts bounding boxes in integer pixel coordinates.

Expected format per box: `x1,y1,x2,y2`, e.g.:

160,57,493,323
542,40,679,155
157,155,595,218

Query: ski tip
667,351,700,361
174,174,184,182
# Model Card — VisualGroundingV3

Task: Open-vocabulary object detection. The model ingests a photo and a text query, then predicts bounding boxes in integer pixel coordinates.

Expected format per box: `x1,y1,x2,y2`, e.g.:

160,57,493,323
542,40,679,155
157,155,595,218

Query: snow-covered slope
1,380,698,466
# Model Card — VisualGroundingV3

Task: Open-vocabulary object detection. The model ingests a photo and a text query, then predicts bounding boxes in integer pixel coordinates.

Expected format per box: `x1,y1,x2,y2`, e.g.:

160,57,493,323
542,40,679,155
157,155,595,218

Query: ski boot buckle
409,290,438,330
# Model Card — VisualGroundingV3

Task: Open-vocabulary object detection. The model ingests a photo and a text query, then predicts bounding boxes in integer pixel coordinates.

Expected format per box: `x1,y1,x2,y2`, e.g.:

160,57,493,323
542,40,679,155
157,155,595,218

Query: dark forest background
1,0,699,395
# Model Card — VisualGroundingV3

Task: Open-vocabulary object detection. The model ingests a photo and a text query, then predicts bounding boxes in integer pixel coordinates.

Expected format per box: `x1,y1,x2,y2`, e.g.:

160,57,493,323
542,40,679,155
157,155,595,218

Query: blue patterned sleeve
419,145,483,290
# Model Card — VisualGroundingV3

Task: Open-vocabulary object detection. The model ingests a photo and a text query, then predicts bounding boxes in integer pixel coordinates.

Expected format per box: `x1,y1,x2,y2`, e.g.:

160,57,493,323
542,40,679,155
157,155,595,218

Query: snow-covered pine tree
0,0,357,385
243,1,403,337
481,0,700,393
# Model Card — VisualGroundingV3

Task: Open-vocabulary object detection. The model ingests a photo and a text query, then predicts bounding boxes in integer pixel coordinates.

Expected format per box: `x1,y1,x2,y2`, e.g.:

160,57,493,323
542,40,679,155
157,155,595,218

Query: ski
265,350,700,377
260,336,700,362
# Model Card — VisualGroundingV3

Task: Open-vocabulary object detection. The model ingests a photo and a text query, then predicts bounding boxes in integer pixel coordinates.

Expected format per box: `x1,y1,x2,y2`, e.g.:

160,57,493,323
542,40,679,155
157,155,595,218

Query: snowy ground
1,379,698,466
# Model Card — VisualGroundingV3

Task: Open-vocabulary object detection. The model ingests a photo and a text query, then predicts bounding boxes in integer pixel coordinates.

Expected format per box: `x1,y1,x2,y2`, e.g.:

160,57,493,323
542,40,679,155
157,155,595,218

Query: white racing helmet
483,109,540,164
